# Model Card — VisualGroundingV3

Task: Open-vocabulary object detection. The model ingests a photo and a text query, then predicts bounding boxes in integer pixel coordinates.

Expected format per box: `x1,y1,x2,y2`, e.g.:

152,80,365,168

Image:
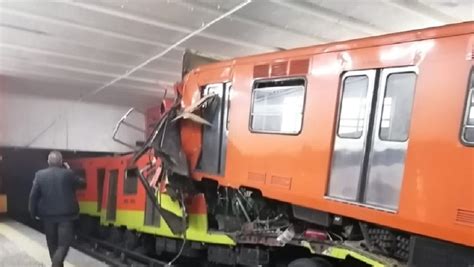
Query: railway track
74,234,174,267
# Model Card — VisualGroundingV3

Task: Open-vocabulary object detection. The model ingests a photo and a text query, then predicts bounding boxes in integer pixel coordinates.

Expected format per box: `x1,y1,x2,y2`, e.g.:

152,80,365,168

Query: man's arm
64,162,86,189
75,175,86,189
28,174,41,219
69,169,86,189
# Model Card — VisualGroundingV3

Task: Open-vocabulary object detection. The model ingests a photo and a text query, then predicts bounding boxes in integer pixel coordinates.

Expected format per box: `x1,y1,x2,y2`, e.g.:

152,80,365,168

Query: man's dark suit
28,166,84,267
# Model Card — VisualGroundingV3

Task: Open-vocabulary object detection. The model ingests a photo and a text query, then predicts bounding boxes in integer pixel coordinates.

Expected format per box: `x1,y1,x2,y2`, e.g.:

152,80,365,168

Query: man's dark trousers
43,220,74,267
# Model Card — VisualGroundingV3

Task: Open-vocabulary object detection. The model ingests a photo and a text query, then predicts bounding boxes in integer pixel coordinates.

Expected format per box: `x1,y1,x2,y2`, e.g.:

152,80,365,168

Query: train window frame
461,68,474,146
336,74,371,139
378,71,418,142
248,77,307,135
123,168,138,195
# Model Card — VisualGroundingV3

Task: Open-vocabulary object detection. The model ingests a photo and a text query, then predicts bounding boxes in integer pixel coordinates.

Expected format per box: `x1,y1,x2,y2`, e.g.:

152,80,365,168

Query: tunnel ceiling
0,0,472,107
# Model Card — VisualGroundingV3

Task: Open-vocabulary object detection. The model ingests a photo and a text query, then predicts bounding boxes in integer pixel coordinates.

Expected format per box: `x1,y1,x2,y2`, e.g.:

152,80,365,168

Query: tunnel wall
0,91,146,153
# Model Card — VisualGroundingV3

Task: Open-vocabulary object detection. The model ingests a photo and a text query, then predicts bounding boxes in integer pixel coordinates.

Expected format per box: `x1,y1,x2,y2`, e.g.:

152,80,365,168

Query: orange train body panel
69,156,112,203
71,152,208,216
71,154,150,211
180,22,474,248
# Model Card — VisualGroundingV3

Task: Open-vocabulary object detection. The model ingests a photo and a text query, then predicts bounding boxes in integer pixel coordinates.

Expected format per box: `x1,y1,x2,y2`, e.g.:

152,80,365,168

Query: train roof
193,21,474,72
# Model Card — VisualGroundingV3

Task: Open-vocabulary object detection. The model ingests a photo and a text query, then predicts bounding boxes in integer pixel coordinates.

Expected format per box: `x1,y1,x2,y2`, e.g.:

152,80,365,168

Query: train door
327,67,417,210
196,82,231,176
106,169,118,221
144,193,160,226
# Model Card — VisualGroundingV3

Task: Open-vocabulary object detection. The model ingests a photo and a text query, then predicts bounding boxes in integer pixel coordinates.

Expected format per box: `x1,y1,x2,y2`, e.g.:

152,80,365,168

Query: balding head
47,151,63,167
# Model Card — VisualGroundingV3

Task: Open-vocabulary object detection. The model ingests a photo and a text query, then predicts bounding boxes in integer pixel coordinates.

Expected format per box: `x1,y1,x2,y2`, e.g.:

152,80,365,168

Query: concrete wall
0,91,146,153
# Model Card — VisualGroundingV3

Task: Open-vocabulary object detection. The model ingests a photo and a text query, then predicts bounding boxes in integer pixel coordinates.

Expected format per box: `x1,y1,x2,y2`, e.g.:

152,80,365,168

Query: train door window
123,168,138,195
468,95,474,125
250,78,306,134
364,67,417,210
462,70,474,144
97,168,105,212
337,75,369,138
379,72,417,141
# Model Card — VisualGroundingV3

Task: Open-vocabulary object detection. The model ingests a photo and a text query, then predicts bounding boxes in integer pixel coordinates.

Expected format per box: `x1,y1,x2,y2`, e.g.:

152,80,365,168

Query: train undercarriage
78,178,408,267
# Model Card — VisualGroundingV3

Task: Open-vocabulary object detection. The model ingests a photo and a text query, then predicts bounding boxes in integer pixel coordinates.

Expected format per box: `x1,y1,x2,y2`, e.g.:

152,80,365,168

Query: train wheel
288,257,332,267
124,230,139,250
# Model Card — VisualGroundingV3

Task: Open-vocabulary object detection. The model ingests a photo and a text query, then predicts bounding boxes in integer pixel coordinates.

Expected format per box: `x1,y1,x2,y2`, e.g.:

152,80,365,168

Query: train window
462,70,474,143
468,96,474,125
250,78,305,134
379,72,417,142
337,75,369,139
123,168,138,195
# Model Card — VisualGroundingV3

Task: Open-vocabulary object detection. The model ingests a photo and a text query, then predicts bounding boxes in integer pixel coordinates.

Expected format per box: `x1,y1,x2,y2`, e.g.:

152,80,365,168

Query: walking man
28,151,85,267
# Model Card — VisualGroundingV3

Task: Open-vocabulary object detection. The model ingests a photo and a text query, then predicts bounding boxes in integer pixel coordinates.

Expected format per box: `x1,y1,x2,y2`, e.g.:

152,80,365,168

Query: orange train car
148,22,474,266
69,151,240,262
68,147,161,223
70,153,152,222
